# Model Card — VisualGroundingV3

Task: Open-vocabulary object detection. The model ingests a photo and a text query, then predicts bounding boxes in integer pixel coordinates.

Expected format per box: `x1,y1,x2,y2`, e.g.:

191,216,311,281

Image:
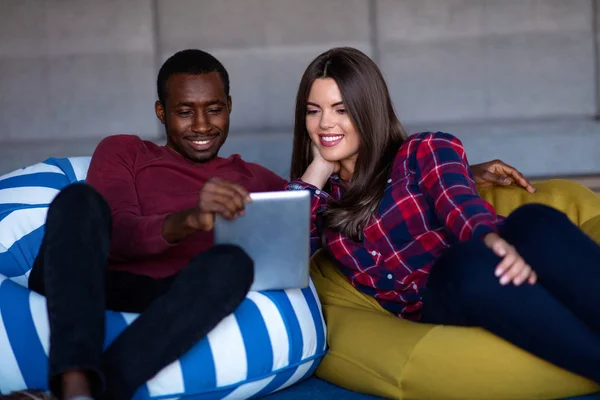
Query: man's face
155,72,231,162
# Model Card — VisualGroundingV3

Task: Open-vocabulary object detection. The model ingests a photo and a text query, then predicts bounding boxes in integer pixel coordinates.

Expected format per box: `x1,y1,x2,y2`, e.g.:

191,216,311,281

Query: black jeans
422,203,600,384
28,184,254,400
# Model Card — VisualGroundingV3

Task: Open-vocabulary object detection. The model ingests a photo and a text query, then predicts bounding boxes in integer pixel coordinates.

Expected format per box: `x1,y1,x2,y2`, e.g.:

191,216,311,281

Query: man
21,49,533,400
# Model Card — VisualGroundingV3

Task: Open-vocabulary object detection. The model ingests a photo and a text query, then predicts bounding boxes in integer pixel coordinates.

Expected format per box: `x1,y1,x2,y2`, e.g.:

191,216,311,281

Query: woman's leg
100,244,254,400
422,238,600,384
500,203,600,331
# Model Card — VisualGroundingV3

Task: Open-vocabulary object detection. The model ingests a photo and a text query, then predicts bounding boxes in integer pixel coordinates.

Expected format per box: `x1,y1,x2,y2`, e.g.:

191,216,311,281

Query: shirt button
371,250,377,256
387,274,393,280
387,179,392,183
315,190,321,195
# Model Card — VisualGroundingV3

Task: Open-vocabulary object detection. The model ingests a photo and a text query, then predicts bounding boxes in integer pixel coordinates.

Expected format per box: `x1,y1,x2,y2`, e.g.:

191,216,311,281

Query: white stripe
0,277,28,394
277,359,315,393
121,312,139,325
208,313,247,386
0,164,64,181
146,359,185,397
308,281,327,351
221,375,275,400
9,271,30,288
285,290,317,359
0,187,59,205
0,207,47,251
29,291,50,356
247,292,289,370
68,157,91,182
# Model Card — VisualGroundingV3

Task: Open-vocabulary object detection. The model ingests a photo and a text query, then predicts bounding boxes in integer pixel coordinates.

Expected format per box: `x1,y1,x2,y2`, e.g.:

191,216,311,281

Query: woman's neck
339,156,357,182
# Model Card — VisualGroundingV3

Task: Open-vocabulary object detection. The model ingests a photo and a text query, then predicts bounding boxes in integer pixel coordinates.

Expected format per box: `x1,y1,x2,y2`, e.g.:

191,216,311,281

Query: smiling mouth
319,134,344,147
187,135,218,151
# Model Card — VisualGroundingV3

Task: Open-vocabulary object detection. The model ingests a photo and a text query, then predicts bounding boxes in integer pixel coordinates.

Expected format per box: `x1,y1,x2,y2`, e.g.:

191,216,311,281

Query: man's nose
192,113,211,133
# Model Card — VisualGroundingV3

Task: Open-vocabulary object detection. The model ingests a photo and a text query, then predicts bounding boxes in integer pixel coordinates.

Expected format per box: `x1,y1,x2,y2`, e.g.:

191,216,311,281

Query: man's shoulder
226,154,288,186
96,134,147,150
94,134,161,158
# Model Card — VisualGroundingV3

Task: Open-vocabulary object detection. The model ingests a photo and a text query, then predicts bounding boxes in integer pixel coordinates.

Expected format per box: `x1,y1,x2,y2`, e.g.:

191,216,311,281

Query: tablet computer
214,190,311,291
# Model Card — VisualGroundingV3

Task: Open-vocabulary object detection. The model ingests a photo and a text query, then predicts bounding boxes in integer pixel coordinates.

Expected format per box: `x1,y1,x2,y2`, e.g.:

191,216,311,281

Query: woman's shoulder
397,132,465,158
391,132,466,173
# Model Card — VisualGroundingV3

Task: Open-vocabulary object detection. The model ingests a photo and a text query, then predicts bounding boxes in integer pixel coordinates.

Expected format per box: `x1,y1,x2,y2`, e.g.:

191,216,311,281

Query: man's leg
499,203,600,331
100,244,254,400
29,184,112,399
421,239,600,384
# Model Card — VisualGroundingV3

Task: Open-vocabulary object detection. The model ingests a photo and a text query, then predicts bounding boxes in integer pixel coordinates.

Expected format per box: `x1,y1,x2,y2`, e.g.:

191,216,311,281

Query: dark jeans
28,184,254,400
422,203,600,384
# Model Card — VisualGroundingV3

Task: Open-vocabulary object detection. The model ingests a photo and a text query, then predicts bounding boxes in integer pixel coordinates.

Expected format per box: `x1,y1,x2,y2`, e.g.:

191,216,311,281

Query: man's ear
227,96,232,114
155,100,166,125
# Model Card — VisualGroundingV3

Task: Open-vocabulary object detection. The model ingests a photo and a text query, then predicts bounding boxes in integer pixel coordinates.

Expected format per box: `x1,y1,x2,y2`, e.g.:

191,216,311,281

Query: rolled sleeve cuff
285,179,332,199
472,221,499,240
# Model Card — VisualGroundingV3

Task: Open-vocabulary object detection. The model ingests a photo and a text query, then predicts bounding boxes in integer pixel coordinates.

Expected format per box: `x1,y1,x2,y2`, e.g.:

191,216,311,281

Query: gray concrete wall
1,0,599,178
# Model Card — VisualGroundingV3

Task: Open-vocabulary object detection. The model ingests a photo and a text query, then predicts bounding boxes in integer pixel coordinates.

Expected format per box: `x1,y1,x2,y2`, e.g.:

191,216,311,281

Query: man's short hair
157,49,230,104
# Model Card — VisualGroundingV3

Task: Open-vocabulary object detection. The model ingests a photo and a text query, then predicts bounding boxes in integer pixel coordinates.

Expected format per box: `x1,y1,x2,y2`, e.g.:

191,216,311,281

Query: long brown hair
290,47,408,241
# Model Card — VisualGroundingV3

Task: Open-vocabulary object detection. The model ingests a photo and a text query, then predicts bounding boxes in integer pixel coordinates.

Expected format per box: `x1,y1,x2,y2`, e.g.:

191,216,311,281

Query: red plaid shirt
286,132,503,320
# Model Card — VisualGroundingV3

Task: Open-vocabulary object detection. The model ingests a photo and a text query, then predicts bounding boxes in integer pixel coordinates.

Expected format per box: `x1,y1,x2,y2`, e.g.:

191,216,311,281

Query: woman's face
306,78,360,165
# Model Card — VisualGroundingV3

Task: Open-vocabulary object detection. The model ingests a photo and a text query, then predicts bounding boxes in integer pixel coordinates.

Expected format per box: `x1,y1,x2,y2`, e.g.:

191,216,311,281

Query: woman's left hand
483,233,538,286
471,160,535,193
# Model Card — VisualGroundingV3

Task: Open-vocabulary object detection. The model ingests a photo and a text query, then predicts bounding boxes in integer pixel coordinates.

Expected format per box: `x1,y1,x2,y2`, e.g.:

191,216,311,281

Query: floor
265,377,600,400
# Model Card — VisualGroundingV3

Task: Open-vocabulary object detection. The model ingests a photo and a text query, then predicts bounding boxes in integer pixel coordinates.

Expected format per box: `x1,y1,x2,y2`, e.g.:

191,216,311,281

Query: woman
286,47,600,384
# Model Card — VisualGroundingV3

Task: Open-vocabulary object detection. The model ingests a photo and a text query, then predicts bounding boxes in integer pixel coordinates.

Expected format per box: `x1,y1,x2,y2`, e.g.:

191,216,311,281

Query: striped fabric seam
145,352,326,400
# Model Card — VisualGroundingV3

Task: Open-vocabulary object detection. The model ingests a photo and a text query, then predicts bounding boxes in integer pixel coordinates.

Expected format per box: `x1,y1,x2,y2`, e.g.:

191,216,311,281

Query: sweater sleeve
86,135,174,261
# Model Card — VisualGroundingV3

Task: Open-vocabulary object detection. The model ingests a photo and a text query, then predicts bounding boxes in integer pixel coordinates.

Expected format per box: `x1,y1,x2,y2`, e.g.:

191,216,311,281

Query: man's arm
471,159,535,193
86,136,249,261
86,135,175,261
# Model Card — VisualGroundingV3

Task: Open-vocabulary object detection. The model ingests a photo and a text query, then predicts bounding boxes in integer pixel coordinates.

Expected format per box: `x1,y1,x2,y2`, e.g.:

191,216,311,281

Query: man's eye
208,108,223,115
178,110,192,117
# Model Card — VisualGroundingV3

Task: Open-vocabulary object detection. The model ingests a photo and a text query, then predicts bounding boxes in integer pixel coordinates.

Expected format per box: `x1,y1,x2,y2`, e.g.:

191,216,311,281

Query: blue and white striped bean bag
0,157,327,399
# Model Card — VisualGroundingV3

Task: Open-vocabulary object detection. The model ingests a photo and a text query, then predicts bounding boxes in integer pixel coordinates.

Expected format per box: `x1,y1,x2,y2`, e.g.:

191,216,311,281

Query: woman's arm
414,132,500,241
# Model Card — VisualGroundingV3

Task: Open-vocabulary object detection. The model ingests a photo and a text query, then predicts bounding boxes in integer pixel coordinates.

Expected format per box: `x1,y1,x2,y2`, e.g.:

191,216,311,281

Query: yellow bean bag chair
311,179,600,400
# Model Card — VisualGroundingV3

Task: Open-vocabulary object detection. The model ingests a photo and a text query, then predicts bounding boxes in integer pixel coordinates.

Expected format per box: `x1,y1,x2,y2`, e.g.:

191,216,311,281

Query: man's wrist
162,209,202,244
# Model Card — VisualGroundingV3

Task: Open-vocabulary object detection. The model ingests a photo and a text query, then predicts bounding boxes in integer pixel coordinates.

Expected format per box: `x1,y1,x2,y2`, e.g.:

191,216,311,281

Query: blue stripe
262,291,303,366
0,204,50,221
235,299,273,376
45,158,77,184
0,279,48,389
131,382,151,400
0,173,69,191
301,287,326,353
103,311,129,349
179,336,217,393
0,226,45,278
251,365,299,399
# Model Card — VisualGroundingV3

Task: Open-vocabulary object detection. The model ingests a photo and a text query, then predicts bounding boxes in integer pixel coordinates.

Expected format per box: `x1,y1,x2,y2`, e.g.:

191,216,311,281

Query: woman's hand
299,143,340,189
471,160,535,193
483,233,537,286
311,143,340,175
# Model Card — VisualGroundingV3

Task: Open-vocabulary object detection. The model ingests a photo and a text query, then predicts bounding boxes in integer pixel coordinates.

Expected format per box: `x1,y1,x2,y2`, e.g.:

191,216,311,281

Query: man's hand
162,178,251,243
471,160,535,193
483,233,537,286
190,177,251,231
